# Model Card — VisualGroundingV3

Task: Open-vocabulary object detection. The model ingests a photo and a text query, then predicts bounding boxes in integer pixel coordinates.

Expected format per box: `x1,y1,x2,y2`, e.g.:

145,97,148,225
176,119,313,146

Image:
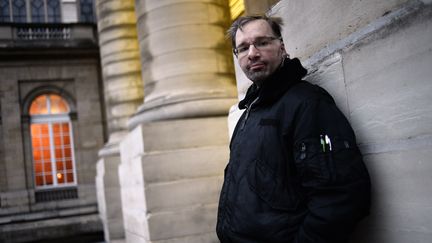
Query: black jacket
216,58,371,243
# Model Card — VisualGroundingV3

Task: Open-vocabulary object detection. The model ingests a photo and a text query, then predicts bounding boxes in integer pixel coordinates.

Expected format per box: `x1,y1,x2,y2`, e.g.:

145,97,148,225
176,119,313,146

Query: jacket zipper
240,96,259,130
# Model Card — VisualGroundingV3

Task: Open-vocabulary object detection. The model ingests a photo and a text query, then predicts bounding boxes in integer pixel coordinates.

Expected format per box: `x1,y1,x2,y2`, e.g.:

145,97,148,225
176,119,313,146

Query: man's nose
247,44,260,58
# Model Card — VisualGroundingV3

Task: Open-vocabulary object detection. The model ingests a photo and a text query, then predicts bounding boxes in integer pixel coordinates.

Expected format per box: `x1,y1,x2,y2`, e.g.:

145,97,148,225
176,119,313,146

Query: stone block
120,117,230,163
147,204,218,241
140,146,228,183
149,49,234,83
145,176,223,212
118,156,149,240
343,7,432,144
354,147,432,243
272,0,408,59
152,232,219,243
305,53,350,117
96,155,125,242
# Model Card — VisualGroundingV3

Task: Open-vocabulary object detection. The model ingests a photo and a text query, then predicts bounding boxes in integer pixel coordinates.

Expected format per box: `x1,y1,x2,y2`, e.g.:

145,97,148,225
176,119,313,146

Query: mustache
247,61,266,69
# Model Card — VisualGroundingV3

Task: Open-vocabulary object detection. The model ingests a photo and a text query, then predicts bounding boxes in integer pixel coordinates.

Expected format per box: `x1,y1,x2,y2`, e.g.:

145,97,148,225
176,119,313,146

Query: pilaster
95,0,143,242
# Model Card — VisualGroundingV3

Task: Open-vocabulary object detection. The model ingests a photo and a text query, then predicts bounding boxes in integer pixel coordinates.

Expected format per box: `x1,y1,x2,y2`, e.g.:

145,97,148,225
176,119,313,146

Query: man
216,15,371,243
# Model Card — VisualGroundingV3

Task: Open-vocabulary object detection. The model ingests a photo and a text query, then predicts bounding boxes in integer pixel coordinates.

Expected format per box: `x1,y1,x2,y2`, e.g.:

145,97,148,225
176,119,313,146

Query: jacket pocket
247,159,300,211
294,138,331,187
294,136,367,187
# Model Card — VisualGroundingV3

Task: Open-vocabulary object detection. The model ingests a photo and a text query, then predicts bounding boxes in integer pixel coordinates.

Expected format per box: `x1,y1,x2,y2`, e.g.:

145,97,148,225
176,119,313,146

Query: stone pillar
95,0,143,242
128,0,237,126
118,0,237,242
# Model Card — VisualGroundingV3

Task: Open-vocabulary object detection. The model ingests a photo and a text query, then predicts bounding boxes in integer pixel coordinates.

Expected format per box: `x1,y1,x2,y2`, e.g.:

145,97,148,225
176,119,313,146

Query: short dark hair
227,15,284,48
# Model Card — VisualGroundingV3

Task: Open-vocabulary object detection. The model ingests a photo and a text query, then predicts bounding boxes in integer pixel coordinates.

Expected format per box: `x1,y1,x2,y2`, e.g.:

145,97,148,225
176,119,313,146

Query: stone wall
0,58,105,242
267,0,432,242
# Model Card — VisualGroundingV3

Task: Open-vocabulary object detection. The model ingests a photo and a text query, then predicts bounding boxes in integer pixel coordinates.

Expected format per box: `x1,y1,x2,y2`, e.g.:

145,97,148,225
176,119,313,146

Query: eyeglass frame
233,36,282,58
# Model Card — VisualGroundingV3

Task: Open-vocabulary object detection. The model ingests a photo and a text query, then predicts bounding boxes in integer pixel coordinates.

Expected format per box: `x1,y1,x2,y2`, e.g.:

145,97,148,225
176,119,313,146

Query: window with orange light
30,94,76,188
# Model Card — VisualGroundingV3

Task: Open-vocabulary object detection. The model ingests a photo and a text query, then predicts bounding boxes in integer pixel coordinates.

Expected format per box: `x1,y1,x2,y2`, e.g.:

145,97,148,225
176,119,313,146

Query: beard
245,70,270,83
244,65,272,84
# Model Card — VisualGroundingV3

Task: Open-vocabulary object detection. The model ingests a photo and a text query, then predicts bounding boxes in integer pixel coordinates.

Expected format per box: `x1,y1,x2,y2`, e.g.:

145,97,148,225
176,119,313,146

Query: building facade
0,0,105,242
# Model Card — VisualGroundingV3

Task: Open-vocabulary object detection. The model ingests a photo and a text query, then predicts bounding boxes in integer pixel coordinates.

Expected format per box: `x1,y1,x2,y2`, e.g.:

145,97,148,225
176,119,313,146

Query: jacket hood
239,57,307,109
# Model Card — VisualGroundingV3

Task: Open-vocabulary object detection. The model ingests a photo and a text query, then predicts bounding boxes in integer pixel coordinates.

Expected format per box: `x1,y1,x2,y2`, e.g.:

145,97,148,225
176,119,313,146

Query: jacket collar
238,57,307,109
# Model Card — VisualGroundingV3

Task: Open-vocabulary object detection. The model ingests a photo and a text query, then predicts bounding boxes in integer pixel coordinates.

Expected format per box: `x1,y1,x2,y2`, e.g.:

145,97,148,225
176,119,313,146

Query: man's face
235,19,286,85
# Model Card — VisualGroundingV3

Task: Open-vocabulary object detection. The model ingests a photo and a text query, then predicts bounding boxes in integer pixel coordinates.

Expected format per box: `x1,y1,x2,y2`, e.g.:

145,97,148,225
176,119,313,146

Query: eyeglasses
234,36,281,58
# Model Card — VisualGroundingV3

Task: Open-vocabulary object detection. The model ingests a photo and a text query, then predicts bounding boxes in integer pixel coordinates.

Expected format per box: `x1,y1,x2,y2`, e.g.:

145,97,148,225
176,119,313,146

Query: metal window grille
35,187,78,202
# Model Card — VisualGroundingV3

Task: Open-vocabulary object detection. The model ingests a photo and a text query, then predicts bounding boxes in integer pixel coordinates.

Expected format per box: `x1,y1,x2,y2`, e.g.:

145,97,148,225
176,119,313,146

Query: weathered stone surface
305,53,349,117
121,117,230,163
271,0,408,59
140,146,228,183
96,0,143,135
351,147,432,243
343,5,432,144
267,1,432,243
119,116,230,243
96,156,125,242
132,0,237,123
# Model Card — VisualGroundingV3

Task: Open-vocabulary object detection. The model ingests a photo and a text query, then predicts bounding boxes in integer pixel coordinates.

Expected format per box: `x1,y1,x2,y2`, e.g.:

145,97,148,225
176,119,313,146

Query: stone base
96,154,125,242
0,212,103,243
119,117,230,242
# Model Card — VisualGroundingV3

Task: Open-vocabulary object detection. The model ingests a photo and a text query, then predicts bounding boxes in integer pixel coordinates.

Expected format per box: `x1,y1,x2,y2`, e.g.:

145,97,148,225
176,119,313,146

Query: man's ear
280,42,288,57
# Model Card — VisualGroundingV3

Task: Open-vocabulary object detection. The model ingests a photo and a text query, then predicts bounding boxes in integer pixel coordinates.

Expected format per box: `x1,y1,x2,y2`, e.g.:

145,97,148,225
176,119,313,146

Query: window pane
44,162,52,172
49,94,69,114
0,0,10,22
12,0,26,23
64,148,71,157
31,124,41,135
79,0,94,23
35,175,44,186
42,148,51,159
53,123,60,133
34,162,43,173
41,125,49,134
31,0,45,23
54,136,62,146
30,95,48,115
30,94,70,115
62,123,69,132
33,149,41,161
47,0,60,23
55,148,62,158
56,161,64,170
66,173,74,183
66,160,73,170
32,137,41,148
56,172,64,183
45,174,53,185
63,135,70,145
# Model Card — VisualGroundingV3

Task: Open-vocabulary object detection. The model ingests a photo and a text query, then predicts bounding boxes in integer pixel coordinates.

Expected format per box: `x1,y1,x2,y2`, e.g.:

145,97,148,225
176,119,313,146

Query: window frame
29,94,78,190
1,0,62,23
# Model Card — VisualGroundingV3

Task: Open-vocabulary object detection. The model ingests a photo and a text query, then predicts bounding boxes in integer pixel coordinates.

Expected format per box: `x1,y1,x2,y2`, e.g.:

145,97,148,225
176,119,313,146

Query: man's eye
256,40,270,47
237,46,249,53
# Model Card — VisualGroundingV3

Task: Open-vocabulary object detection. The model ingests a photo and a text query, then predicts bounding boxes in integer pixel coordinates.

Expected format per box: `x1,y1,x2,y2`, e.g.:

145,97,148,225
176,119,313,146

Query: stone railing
0,23,97,46
16,26,71,40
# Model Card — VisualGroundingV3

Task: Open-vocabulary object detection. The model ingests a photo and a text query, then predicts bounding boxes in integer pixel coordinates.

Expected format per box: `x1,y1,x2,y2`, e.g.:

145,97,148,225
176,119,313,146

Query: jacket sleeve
290,98,371,243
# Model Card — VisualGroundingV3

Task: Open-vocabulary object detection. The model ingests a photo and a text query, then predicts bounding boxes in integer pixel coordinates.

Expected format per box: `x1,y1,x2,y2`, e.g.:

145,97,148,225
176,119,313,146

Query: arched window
29,94,77,189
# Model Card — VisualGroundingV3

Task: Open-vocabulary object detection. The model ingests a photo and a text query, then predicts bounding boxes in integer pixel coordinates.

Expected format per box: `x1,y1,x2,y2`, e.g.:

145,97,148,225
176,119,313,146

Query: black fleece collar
238,58,307,109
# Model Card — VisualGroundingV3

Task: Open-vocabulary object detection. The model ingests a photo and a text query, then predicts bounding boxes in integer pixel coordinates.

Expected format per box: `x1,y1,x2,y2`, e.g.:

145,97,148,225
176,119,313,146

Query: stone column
95,0,143,242
118,0,237,242
128,0,237,126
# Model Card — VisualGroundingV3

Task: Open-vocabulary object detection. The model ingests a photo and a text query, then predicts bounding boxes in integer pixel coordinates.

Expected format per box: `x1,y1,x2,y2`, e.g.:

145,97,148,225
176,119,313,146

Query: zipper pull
240,97,259,130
